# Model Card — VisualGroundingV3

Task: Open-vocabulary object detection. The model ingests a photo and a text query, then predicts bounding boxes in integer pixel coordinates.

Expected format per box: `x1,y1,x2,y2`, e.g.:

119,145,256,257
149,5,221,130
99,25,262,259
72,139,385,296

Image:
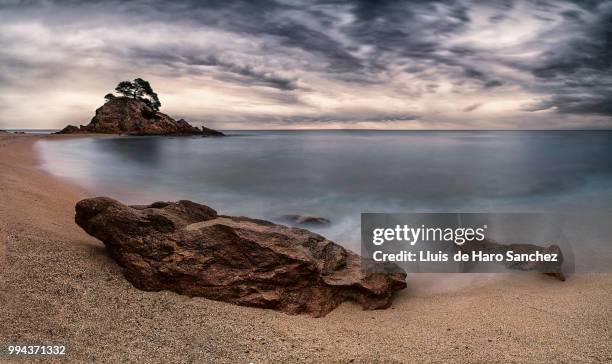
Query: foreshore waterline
35,130,612,272
1,133,612,362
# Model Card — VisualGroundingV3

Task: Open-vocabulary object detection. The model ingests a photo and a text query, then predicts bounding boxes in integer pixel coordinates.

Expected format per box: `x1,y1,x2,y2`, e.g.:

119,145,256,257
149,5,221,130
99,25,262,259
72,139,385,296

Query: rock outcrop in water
57,97,223,136
460,239,565,281
74,197,407,317
279,214,331,226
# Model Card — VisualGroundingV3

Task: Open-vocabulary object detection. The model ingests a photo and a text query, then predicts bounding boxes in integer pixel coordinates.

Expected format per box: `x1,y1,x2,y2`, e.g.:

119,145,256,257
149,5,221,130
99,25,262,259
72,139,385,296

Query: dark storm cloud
1,0,612,128
463,103,483,112
106,0,475,82
342,0,475,81
265,22,366,74
126,48,299,91
526,1,612,116
463,68,504,88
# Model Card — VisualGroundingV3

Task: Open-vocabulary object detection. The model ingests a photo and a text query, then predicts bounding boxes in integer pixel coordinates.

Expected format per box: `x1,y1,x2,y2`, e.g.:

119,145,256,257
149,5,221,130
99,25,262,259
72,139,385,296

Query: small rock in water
279,214,331,226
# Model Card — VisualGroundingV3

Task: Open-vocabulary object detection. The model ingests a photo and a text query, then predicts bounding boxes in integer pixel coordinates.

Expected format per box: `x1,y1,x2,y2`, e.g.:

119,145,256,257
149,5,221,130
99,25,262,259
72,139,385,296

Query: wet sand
1,133,611,363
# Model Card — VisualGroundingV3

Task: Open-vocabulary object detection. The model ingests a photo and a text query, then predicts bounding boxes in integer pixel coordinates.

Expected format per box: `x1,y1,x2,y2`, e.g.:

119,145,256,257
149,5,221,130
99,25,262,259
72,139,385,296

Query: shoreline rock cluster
74,197,407,317
57,97,223,136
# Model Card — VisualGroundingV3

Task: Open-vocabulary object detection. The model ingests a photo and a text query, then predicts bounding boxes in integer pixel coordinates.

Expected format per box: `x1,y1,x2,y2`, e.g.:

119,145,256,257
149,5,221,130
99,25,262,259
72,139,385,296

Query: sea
35,130,612,273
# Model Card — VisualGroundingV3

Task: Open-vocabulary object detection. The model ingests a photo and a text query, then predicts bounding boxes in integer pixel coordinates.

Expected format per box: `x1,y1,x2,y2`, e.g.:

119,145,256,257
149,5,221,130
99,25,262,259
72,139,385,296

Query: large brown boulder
74,197,407,317
57,97,223,136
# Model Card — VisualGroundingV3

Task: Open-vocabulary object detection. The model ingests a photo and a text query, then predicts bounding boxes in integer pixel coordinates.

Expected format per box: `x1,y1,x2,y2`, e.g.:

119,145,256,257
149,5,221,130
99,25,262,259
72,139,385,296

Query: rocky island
57,78,223,136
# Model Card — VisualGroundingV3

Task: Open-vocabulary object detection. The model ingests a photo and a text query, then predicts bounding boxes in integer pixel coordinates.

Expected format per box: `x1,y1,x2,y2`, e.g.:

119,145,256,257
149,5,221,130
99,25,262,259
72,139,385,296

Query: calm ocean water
36,130,612,270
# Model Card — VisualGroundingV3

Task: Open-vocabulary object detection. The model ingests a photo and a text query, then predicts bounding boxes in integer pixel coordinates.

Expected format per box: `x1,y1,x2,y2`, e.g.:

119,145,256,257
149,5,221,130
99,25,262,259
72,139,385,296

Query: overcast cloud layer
1,0,611,129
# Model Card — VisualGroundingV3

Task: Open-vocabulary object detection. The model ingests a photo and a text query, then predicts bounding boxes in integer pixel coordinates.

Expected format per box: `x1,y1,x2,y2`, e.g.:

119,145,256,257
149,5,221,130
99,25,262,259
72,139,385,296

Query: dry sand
1,133,611,363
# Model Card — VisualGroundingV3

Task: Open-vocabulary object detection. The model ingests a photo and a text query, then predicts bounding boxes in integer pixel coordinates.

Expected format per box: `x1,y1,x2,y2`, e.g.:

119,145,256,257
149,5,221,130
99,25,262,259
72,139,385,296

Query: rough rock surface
74,197,407,317
57,97,223,136
460,239,565,281
279,214,331,226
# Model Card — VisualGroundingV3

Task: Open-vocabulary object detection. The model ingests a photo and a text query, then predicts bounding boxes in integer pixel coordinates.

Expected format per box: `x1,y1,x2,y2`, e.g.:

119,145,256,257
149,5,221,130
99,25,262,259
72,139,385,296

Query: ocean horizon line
7,128,612,133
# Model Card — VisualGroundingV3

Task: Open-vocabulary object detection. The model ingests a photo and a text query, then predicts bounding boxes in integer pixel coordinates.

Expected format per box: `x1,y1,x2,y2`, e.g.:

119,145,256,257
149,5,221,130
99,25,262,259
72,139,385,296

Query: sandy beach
1,133,611,363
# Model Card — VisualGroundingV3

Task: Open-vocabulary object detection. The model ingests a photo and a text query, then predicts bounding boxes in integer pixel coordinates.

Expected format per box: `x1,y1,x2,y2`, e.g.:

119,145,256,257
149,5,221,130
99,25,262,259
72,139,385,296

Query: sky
1,0,611,130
